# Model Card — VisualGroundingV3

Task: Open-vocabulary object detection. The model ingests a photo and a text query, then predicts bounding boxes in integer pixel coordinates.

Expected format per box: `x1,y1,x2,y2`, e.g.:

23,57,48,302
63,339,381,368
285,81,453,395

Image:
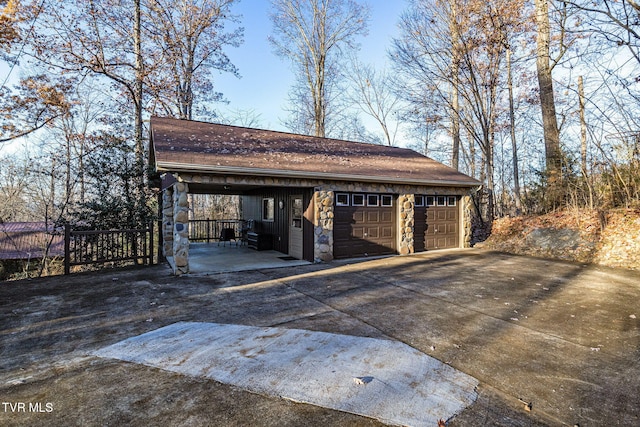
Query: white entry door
288,195,303,259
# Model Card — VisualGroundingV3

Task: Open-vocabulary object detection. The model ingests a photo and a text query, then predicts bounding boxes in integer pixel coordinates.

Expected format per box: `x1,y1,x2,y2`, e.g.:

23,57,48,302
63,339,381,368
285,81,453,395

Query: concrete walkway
95,322,478,426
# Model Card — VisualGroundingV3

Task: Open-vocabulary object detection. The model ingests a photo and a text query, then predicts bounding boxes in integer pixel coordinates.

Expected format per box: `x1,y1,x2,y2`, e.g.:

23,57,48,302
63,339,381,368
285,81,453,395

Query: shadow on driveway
1,249,638,426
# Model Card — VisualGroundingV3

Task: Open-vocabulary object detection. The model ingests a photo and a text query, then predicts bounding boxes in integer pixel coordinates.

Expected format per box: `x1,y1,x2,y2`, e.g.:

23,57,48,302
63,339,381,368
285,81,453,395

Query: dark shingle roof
149,116,480,187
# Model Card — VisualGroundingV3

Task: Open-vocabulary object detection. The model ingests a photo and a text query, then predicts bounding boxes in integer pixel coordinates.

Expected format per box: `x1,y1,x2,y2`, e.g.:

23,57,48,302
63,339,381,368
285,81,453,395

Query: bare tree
392,0,469,169
534,0,564,208
268,0,370,138
346,58,403,146
393,0,527,222
144,0,243,120
506,47,522,212
0,154,31,222
448,0,462,170
0,75,72,143
15,0,242,225
559,0,640,68
217,108,264,128
21,0,147,222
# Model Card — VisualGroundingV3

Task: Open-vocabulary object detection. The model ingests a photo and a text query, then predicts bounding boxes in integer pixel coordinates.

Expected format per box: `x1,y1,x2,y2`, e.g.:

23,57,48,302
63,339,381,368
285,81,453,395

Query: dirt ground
1,249,639,426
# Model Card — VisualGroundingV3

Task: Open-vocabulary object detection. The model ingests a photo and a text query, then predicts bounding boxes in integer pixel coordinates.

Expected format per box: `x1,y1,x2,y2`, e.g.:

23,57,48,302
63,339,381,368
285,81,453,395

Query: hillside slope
481,209,640,270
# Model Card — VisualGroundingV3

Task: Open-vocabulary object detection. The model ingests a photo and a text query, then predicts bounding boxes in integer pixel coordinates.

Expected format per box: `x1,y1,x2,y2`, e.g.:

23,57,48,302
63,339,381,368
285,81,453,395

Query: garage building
149,116,480,275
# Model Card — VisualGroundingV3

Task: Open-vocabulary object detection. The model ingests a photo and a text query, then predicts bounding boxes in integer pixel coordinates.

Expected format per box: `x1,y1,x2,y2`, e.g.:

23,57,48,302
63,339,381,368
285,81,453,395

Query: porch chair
218,227,237,246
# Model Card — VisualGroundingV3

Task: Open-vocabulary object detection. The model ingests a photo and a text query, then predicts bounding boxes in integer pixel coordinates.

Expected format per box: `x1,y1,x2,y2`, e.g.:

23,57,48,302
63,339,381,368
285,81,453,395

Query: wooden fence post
64,223,70,275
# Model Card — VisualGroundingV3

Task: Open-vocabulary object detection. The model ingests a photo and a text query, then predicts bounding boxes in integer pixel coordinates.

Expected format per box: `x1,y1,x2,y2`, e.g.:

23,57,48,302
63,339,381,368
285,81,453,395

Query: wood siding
242,188,314,261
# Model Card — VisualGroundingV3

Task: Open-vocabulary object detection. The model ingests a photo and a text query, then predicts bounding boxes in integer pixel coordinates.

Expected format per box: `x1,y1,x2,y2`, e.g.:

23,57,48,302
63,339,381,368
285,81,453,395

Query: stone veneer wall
162,187,174,257
398,194,415,255
314,190,334,262
461,195,473,247
166,173,476,271
172,182,190,275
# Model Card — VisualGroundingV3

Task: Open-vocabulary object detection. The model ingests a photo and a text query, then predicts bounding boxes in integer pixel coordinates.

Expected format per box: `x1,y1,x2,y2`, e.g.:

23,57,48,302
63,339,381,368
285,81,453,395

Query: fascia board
156,161,481,188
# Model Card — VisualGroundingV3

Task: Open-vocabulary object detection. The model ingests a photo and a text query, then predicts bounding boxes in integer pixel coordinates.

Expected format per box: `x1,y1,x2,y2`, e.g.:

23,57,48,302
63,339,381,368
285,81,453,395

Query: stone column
172,182,190,275
462,194,473,248
314,190,334,262
398,194,415,255
162,187,174,257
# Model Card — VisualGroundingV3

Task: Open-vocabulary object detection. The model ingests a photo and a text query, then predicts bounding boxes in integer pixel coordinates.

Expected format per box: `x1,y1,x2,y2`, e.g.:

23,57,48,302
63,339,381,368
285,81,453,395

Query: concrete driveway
1,249,639,426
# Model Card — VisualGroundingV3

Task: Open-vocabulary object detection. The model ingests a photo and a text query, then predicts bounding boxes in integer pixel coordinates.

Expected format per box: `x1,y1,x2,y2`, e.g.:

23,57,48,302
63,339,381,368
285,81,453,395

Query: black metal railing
64,223,154,274
189,219,246,243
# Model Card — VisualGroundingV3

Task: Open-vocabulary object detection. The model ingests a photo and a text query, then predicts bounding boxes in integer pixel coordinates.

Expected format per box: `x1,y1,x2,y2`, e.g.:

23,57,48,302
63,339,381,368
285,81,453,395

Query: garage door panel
415,197,459,251
437,237,450,248
333,195,396,259
414,206,427,252
334,210,353,225
425,236,435,248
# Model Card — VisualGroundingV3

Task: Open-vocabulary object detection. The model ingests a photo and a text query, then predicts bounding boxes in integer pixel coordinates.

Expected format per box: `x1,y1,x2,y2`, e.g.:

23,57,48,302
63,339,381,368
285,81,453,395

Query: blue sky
0,1,408,153
216,0,408,131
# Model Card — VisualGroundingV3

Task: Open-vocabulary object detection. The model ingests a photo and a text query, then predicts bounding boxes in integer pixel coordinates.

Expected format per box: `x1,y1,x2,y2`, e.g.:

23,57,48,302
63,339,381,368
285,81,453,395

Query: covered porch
159,181,317,275
168,242,310,274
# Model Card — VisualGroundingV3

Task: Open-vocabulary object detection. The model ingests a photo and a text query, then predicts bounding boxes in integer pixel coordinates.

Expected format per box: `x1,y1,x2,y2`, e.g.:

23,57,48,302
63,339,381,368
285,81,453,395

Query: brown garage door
415,195,459,251
334,193,396,259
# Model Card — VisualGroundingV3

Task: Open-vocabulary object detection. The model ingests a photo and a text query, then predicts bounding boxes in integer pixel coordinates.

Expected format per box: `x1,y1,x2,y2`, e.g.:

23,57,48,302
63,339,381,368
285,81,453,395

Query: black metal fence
189,219,246,243
64,223,154,274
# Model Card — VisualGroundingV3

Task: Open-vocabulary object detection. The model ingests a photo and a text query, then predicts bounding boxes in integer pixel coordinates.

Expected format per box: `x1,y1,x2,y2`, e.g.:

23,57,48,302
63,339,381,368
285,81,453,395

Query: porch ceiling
187,182,264,195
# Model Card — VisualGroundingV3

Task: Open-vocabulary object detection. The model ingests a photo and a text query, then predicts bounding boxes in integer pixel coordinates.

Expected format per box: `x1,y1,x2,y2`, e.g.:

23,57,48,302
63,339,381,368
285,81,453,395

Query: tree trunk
578,75,595,208
485,123,495,223
134,0,145,226
449,0,461,170
314,53,326,138
65,127,71,205
534,0,563,208
49,157,56,224
507,47,522,213
578,75,587,173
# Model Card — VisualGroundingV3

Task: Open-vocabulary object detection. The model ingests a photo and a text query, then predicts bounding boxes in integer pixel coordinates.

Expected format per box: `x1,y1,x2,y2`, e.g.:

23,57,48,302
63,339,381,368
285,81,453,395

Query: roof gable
149,116,480,187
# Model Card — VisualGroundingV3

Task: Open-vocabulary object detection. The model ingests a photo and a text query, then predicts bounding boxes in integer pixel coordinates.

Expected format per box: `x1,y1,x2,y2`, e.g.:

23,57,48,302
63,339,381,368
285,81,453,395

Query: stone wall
314,189,334,262
398,194,415,255
482,208,640,270
162,187,174,257
462,195,473,248
172,182,190,275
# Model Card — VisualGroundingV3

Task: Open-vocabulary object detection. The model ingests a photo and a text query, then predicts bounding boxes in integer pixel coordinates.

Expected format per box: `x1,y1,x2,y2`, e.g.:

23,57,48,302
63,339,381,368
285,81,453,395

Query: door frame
288,194,304,259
